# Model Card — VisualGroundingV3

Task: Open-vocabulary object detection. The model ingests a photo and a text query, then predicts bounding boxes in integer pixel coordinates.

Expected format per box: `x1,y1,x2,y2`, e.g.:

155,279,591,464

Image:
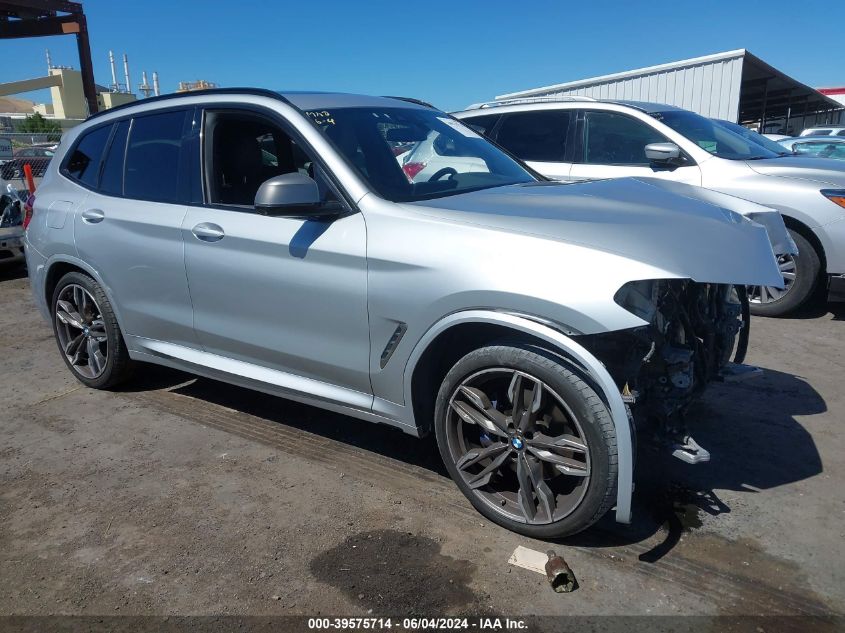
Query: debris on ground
545,550,578,593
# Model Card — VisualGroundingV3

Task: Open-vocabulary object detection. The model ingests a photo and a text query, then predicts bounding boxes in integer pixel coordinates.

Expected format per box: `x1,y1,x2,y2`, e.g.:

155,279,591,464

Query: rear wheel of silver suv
434,344,617,538
51,271,134,389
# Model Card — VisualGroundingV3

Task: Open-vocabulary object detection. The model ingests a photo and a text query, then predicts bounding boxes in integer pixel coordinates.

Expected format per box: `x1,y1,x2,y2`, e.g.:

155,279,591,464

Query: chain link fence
0,132,63,187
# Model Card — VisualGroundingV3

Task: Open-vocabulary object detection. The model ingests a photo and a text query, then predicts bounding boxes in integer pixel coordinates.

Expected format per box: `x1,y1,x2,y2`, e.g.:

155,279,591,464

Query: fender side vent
380,322,407,369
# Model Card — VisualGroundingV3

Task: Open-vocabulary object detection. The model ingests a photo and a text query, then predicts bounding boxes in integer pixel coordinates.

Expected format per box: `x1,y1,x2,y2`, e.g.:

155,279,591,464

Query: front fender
402,310,634,524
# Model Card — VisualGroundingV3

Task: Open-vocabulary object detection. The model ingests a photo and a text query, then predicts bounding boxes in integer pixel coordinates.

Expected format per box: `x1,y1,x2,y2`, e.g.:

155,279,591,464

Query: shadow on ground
565,366,825,560
121,365,447,476
0,261,26,282
122,361,825,561
770,284,845,321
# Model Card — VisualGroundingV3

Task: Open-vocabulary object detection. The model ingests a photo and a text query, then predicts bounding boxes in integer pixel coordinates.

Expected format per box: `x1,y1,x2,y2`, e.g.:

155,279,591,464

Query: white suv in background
800,126,845,137
454,98,845,316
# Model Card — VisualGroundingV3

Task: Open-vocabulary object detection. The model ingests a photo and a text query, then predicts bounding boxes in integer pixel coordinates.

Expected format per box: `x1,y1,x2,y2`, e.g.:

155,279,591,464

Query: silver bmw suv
25,89,783,537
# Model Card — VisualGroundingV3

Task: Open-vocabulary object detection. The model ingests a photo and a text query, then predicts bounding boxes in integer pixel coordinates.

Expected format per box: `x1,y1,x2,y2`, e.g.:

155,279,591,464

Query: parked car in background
0,146,55,180
0,180,27,265
799,126,845,137
778,137,845,161
25,88,785,538
454,98,845,315
395,126,491,182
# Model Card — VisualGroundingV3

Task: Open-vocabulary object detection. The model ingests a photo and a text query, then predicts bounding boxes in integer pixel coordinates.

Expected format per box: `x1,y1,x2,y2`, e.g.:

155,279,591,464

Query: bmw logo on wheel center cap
511,437,524,450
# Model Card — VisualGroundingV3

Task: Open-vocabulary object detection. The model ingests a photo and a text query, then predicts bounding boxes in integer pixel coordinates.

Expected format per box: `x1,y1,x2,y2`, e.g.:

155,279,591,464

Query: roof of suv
86,88,432,122
455,97,684,115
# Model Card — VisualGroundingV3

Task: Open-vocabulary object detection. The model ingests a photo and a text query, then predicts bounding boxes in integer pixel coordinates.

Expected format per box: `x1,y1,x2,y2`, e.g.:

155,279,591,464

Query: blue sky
2,0,843,112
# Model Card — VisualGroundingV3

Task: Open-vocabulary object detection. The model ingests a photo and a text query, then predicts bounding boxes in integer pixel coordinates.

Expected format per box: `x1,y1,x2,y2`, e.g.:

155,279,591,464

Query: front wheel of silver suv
434,344,617,538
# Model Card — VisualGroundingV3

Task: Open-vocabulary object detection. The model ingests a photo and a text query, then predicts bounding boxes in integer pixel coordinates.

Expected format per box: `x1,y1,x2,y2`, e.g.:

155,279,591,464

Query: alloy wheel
444,368,591,525
747,253,796,304
54,284,109,379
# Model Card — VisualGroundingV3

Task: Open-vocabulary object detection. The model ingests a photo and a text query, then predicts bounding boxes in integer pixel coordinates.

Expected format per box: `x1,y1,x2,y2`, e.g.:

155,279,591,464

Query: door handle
191,222,225,242
81,208,105,224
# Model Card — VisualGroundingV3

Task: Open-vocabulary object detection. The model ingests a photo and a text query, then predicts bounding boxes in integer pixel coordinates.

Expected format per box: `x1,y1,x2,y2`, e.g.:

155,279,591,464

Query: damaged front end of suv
584,279,750,465
398,174,792,537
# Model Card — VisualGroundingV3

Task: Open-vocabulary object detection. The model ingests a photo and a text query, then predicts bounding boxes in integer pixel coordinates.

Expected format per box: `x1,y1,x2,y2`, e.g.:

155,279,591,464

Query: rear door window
496,110,572,162
64,124,112,187
99,120,130,196
124,110,189,203
461,113,502,137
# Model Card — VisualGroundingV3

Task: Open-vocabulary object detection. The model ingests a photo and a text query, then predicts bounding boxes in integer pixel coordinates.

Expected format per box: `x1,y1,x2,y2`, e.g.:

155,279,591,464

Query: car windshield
304,106,536,202
651,110,780,160
711,119,792,156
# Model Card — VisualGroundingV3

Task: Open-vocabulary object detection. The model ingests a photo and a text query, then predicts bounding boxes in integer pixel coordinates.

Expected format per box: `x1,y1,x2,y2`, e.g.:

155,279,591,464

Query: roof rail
86,87,290,121
463,95,597,110
381,95,435,109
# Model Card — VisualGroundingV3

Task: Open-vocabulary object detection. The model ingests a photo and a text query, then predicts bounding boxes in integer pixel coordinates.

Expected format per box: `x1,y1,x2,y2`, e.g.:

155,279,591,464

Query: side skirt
127,336,420,437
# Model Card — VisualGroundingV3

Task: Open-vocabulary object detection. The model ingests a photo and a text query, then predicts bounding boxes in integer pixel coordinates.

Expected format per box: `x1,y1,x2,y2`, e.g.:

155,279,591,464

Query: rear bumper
828,275,845,303
23,236,50,321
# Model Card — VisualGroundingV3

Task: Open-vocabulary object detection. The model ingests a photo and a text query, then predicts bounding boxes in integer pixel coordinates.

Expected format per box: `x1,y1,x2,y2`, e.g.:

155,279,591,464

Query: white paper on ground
507,545,548,575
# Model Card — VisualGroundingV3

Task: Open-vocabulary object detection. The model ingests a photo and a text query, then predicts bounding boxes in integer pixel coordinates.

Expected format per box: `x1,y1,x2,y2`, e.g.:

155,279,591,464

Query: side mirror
255,173,331,217
644,142,682,163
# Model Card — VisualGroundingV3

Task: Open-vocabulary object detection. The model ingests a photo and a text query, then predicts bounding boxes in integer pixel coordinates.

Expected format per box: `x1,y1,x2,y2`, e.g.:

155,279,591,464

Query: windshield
712,119,791,156
651,110,780,160
304,107,535,202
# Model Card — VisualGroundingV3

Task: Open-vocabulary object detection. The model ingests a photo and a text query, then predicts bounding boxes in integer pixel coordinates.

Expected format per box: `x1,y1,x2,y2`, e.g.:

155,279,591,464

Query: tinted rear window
65,125,112,187
461,113,502,136
496,110,572,162
100,120,129,196
124,110,188,203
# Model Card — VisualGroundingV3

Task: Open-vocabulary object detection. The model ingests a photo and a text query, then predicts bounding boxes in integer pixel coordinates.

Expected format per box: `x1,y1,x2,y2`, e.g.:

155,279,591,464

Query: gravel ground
1,261,843,627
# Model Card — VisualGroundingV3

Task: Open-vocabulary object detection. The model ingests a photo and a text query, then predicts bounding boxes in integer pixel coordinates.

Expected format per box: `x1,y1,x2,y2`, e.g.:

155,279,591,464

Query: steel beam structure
0,0,97,114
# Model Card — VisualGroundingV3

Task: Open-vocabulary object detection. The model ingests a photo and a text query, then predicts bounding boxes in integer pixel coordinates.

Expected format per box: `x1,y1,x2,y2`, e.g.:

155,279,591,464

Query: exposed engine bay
580,280,750,462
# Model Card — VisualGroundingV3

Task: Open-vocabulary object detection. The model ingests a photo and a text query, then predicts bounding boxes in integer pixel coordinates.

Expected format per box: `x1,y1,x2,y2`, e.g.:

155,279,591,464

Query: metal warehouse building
497,49,843,135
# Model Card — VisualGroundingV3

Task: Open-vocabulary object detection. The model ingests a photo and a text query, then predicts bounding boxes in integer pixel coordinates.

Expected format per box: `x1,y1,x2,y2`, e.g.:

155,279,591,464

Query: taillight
22,193,35,230
402,162,426,182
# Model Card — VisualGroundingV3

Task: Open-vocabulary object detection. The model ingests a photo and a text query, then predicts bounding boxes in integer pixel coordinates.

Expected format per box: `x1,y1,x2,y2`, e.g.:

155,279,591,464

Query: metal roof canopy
737,51,841,130
498,49,843,132
0,0,97,114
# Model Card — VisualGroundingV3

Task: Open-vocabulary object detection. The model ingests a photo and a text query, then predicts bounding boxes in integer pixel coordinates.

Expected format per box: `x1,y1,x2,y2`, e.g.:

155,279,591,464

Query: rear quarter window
64,124,112,187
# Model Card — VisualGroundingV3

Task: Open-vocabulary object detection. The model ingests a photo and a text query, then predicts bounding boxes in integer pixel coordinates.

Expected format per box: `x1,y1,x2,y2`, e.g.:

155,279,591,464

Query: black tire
51,271,134,389
749,229,820,317
434,343,618,539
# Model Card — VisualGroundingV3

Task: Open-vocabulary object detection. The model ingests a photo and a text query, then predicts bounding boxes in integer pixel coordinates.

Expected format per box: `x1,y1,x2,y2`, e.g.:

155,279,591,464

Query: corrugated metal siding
503,56,745,121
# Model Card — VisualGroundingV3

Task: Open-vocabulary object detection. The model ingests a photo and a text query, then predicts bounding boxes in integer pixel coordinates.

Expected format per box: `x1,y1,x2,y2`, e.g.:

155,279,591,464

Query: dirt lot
1,261,844,626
